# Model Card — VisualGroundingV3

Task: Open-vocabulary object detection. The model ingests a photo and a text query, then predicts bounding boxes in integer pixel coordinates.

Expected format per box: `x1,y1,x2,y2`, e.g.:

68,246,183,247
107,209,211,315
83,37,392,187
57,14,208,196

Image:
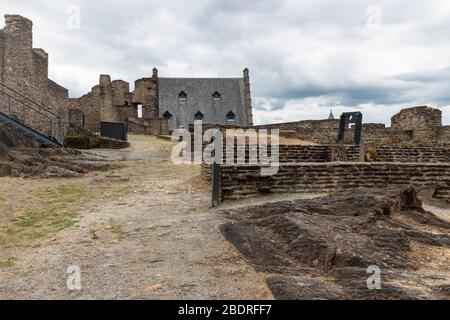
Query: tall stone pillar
98,74,116,122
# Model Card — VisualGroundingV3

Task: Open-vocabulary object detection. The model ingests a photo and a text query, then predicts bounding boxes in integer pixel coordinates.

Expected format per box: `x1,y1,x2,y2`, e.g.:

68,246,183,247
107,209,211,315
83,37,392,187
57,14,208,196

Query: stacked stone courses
220,162,450,201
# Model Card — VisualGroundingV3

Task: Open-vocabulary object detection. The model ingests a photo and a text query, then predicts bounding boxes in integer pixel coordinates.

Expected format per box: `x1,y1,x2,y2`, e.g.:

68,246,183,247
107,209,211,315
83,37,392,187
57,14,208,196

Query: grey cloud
1,0,450,124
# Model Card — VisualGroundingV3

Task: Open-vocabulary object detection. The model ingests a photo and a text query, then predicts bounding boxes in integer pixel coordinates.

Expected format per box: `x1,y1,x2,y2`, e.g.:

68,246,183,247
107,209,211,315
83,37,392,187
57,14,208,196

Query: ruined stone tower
0,14,69,130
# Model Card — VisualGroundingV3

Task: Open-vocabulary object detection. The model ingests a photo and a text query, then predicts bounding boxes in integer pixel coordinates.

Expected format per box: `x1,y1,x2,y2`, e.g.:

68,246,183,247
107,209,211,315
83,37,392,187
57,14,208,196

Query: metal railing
0,82,65,143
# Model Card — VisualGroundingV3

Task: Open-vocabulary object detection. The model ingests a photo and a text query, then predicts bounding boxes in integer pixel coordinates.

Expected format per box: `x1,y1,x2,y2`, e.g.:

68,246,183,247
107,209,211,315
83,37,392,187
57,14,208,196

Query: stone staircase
0,111,62,147
0,82,64,147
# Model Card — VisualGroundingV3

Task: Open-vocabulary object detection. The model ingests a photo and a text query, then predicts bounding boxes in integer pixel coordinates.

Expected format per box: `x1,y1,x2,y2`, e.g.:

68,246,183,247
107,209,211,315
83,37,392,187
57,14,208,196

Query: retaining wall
220,162,450,201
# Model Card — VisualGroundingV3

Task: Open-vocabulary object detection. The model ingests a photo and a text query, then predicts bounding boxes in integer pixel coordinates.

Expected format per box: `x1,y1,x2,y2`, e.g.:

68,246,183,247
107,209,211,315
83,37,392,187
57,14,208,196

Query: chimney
243,68,253,126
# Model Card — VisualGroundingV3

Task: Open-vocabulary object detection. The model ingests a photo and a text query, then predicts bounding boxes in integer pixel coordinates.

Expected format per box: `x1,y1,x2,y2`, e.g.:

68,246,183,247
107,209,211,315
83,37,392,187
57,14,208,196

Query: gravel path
0,135,272,299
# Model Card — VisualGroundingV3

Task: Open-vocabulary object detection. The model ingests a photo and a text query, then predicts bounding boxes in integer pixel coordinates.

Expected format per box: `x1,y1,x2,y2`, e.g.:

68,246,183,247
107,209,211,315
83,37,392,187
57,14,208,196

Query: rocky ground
1,132,449,300
0,134,272,299
219,186,450,299
0,125,110,177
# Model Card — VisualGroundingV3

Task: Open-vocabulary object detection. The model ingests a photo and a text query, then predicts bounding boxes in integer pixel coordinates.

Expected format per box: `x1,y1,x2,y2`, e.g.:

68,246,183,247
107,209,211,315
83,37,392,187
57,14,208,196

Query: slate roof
158,77,248,130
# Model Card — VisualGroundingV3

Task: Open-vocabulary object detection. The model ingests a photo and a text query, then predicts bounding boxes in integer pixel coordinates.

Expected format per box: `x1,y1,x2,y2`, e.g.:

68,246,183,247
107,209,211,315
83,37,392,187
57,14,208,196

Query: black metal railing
0,82,64,143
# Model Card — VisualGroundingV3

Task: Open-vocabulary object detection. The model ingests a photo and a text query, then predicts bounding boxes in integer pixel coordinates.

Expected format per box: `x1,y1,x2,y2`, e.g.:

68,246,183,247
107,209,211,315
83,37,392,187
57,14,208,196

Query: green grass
0,257,18,268
107,218,125,239
0,184,87,247
111,185,132,197
160,169,173,177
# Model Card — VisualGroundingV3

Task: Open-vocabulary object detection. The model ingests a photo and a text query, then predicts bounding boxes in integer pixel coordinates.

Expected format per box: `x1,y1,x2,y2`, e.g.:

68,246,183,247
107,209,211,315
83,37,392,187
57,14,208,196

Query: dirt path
0,135,272,299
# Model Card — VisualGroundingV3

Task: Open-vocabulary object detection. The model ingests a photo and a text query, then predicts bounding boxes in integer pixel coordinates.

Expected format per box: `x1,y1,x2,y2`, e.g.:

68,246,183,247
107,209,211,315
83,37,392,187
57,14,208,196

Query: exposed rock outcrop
0,124,110,177
219,186,450,299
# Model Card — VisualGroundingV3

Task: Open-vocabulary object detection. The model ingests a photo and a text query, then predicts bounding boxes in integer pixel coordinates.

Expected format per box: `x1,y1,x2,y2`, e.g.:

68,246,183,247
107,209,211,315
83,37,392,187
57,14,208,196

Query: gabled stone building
69,68,254,135
159,68,253,132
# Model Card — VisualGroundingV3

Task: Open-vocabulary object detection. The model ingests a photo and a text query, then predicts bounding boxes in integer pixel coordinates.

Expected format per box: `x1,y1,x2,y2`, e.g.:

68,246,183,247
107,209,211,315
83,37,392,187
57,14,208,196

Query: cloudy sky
2,0,450,125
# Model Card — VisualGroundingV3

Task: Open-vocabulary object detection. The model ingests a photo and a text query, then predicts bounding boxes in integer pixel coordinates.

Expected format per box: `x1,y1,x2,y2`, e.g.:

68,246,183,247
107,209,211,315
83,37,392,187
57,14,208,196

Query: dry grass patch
0,183,88,247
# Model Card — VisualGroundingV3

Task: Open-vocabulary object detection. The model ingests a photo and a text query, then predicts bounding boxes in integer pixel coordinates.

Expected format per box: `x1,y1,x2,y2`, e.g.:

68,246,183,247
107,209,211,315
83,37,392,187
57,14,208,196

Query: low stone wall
254,121,416,146
64,126,129,149
375,147,450,163
201,145,334,180
201,145,450,180
127,118,169,136
252,106,450,147
220,162,450,201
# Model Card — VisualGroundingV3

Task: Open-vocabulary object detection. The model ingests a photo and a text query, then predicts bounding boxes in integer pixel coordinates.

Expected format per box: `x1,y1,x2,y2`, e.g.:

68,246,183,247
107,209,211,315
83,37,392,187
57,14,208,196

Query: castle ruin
68,67,254,136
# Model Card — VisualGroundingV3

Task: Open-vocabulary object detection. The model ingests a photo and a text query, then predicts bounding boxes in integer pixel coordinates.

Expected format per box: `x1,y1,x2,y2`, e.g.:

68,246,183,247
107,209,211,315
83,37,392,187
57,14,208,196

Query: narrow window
194,111,204,121
226,110,235,123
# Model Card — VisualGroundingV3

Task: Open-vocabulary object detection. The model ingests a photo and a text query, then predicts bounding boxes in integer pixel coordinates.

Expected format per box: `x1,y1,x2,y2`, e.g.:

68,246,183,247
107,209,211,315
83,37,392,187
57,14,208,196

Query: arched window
226,110,235,123
163,111,172,120
194,111,204,120
178,91,187,104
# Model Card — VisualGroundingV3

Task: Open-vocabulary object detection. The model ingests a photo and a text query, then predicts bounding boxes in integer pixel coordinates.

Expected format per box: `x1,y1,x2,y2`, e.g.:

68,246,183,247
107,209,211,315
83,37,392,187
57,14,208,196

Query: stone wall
127,118,169,136
391,106,442,130
254,121,416,146
375,147,450,163
0,15,68,138
201,144,450,180
69,69,168,136
64,125,129,150
68,108,82,128
253,106,448,147
441,126,450,143
220,162,450,201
